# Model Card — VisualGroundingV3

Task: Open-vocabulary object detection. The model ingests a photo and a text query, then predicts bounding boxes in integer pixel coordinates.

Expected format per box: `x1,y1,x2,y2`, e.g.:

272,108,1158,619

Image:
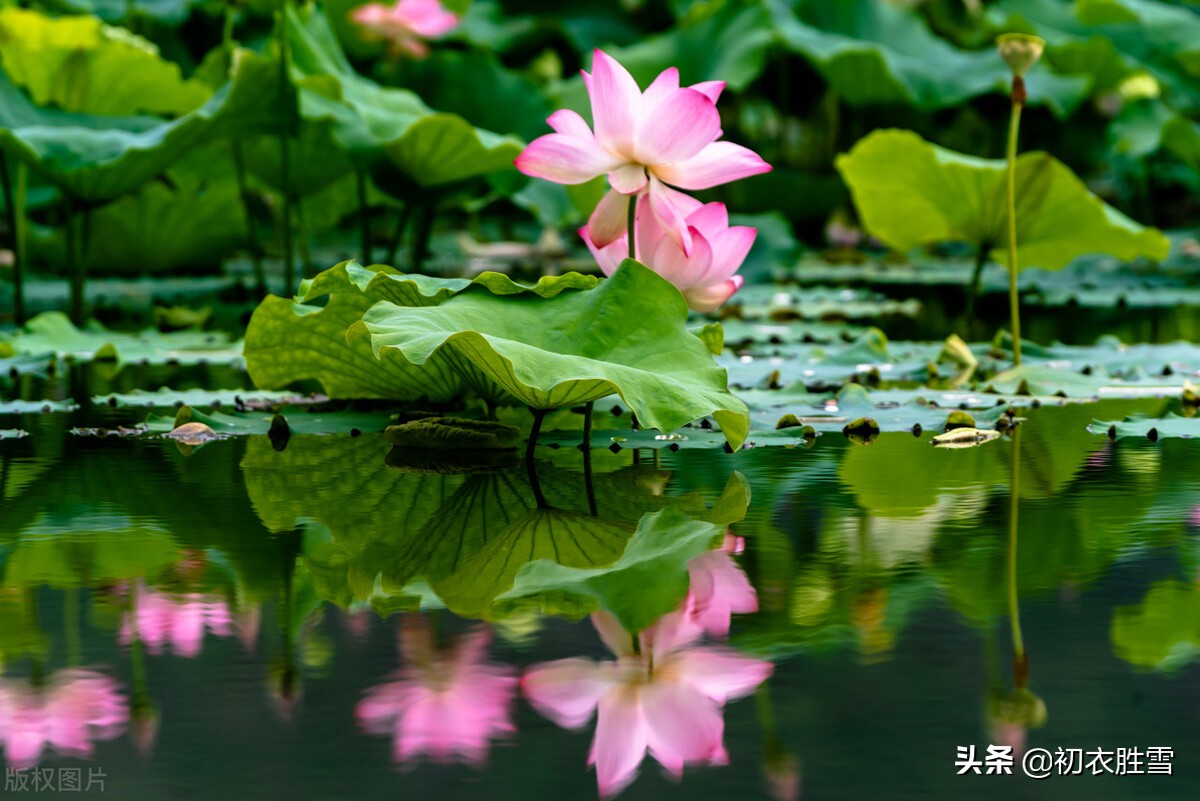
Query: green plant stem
526,408,548,509
582,401,596,516
1007,424,1024,667
276,1,294,294
964,245,988,339
65,587,81,667
410,206,434,272
230,143,267,298
627,194,636,260
1005,80,1024,366
0,152,26,325
356,170,371,265
387,205,412,266
295,195,313,278
65,199,87,326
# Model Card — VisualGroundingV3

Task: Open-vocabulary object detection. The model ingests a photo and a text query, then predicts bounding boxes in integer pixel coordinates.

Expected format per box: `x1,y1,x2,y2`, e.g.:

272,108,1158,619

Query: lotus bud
988,687,1048,730
996,33,1045,78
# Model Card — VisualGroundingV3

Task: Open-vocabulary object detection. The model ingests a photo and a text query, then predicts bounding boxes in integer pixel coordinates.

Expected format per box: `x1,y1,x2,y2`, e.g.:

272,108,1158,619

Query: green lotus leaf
496,479,746,633
771,0,1087,115
2,311,240,366
30,143,247,274
241,119,353,197
1090,413,1200,441
285,5,521,189
0,47,286,202
1162,113,1200,173
142,405,394,437
0,8,212,117
1112,580,1200,671
350,260,751,448
243,260,598,401
3,508,182,589
58,0,200,27
1076,0,1200,77
836,129,1170,271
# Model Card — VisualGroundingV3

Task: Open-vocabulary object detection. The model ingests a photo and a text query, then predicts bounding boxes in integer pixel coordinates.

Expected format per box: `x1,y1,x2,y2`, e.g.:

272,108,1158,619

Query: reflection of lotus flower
684,533,758,636
516,50,770,255
0,670,128,769
583,195,756,312
357,620,517,766
352,0,458,58
119,581,232,658
523,609,772,798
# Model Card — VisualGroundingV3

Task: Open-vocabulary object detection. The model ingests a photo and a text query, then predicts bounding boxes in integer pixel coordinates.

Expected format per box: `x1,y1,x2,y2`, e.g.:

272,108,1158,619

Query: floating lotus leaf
2,311,239,366
243,260,597,401
1090,413,1200,441
351,260,751,448
142,405,394,437
837,129,1170,272
0,8,211,116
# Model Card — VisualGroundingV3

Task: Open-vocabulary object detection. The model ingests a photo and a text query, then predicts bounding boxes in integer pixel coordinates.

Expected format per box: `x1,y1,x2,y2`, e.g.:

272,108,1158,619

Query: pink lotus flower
583,194,755,312
0,670,128,770
119,581,233,658
522,609,772,798
357,619,517,766
516,50,770,255
352,0,458,58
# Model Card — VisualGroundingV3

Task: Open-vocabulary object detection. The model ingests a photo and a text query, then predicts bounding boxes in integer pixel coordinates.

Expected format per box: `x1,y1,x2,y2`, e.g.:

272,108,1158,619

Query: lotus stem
964,245,988,339
387,204,412,266
1005,77,1024,366
410,206,434,272
1007,424,1025,674
65,199,88,326
582,401,597,516
65,587,81,667
276,0,295,294
296,195,313,278
0,152,26,325
627,194,636,260
526,408,548,509
356,170,371,265
231,143,267,298
222,1,266,298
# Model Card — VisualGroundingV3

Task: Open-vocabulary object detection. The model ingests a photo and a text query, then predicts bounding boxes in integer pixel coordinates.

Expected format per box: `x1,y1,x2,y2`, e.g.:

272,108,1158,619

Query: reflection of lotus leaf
3,509,182,589
1112,580,1200,671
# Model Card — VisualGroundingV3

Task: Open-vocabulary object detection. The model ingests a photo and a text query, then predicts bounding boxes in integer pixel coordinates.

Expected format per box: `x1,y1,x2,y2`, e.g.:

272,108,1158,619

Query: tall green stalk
627,194,636,260
1004,88,1023,366
0,153,26,325
276,0,295,294
223,2,267,298
996,33,1043,366
1007,424,1025,668
65,200,86,325
356,170,372,265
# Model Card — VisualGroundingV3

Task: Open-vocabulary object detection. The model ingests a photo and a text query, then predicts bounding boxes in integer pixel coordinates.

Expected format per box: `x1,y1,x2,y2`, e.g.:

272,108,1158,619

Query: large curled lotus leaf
350,260,751,449
835,129,1170,271
243,261,598,400
0,47,286,203
0,8,212,116
770,0,1087,115
31,143,247,274
380,113,523,189
1112,581,1200,671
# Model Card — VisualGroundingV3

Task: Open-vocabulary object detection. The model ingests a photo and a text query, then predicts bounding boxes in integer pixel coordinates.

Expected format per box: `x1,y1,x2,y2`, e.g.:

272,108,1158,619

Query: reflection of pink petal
590,685,650,798
120,582,234,658
0,671,128,769
686,549,758,637
524,599,772,798
522,658,618,729
357,625,517,766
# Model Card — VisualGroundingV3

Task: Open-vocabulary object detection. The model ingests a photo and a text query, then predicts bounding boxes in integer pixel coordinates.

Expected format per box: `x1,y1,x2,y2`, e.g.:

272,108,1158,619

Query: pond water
2,389,1198,800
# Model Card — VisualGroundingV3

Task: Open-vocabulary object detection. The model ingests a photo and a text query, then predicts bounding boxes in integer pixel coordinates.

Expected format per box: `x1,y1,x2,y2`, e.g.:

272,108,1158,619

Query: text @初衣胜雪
956,745,1174,778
